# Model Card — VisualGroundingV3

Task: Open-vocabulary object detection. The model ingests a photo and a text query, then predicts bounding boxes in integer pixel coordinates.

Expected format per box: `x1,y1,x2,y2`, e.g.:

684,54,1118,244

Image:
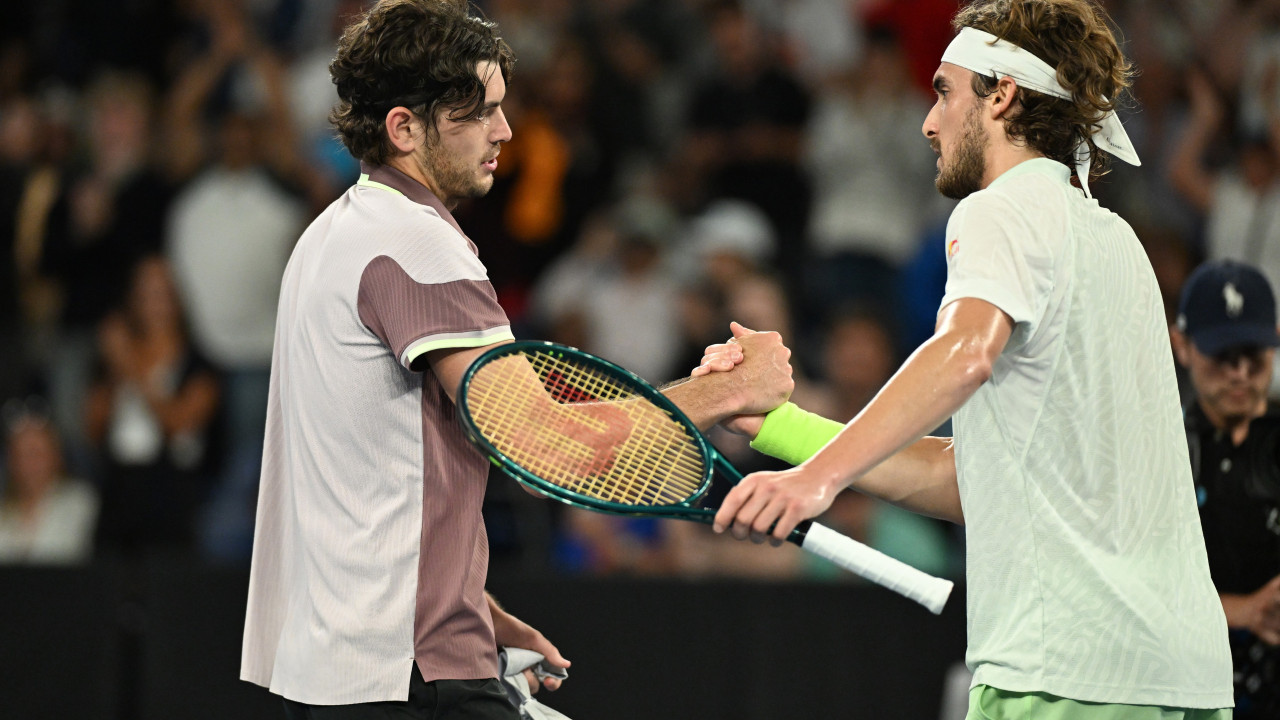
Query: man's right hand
683,321,787,437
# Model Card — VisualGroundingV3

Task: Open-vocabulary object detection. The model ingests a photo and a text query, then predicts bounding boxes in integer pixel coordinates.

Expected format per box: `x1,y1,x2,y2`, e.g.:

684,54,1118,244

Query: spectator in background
531,194,683,384
0,94,38,404
859,0,962,97
38,71,173,467
161,1,307,563
1169,66,1280,299
800,26,947,343
818,307,901,426
286,0,367,200
86,255,220,556
677,0,812,283
0,57,78,407
1170,65,1280,395
672,198,779,374
0,401,98,564
1172,259,1280,718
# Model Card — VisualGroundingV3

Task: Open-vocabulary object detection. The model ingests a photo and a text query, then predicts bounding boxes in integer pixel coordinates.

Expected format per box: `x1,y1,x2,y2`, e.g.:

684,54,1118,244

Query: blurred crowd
1,0,1279,580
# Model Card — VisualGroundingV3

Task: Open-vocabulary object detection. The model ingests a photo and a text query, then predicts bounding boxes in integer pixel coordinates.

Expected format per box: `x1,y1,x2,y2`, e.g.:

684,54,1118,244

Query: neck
1200,399,1267,447
981,143,1044,190
384,154,452,209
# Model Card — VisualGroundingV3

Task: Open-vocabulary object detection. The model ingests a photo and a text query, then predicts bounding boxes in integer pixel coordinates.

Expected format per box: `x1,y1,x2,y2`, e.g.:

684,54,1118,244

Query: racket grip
797,521,954,615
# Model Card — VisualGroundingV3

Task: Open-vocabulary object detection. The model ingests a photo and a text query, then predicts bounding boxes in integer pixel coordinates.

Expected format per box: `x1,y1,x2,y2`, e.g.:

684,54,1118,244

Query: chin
472,176,495,198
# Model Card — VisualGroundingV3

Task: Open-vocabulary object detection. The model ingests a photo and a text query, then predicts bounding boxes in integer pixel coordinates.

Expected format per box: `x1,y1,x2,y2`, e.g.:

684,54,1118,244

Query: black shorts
281,664,518,720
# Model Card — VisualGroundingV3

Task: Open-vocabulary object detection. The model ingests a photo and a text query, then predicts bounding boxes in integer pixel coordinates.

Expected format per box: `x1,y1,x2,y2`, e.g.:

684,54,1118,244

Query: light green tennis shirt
757,159,1232,710
942,159,1230,707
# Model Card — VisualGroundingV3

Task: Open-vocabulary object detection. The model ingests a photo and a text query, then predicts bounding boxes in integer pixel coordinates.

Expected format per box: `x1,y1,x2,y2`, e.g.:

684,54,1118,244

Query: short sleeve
357,255,512,370
938,193,1054,348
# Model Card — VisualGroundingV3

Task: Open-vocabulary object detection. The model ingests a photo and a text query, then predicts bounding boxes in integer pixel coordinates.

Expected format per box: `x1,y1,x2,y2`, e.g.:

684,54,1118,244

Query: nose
490,107,512,144
1222,355,1255,378
922,103,939,140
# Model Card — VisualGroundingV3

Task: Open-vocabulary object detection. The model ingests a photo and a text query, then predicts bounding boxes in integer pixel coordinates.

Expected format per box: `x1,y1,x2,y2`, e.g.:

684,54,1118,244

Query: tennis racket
457,341,954,614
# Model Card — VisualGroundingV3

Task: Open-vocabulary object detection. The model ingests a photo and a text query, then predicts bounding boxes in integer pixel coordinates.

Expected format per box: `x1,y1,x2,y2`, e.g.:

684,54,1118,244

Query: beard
935,103,988,200
419,141,494,208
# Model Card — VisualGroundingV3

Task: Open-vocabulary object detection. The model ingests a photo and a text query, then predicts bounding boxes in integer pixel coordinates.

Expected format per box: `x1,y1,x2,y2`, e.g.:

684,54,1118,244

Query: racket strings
467,351,707,506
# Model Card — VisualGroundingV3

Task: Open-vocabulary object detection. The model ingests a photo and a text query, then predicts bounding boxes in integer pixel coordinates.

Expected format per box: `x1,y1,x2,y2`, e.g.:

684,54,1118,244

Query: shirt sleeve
938,192,1054,350
357,254,513,370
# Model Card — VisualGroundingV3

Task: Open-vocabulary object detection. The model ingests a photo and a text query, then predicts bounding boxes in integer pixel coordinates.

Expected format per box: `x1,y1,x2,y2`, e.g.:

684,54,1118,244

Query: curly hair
953,0,1133,182
329,0,515,165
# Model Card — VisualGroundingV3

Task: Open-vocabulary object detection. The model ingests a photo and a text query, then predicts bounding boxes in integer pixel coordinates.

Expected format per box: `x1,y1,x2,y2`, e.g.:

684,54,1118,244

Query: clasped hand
692,322,838,544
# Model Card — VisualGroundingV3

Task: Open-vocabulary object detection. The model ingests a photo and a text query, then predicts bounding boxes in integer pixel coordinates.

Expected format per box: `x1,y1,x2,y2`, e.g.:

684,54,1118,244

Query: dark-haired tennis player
240,2,794,717
703,1,1233,718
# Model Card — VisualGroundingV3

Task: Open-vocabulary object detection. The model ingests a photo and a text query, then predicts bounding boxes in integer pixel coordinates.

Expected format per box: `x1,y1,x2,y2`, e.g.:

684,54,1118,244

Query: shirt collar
987,157,1073,192
359,161,470,241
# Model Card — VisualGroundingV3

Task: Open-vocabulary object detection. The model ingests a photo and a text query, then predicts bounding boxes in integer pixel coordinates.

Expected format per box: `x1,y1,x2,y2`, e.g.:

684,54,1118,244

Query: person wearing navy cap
1172,258,1280,719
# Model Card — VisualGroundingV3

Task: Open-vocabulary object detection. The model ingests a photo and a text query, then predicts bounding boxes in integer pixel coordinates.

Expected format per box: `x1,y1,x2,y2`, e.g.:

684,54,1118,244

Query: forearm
1221,593,1252,629
798,335,981,521
662,374,735,431
753,403,962,522
487,592,526,647
150,376,220,436
665,325,793,429
856,437,961,523
1167,125,1215,211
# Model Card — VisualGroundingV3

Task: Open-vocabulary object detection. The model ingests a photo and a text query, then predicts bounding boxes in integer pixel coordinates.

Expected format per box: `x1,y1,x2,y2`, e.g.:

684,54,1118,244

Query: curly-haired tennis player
239,1,793,717
702,1,1234,717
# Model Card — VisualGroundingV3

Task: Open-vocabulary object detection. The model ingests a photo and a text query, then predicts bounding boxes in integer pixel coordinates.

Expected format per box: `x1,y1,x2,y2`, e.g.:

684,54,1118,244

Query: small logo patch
947,238,960,259
1224,282,1244,317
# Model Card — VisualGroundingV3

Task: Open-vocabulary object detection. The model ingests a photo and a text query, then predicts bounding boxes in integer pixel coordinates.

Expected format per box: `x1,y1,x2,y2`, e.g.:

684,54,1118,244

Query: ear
384,107,422,155
1169,327,1191,367
987,76,1019,120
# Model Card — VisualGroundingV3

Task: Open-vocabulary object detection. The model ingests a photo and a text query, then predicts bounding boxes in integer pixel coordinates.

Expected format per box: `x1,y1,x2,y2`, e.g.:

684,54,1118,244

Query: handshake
681,320,796,438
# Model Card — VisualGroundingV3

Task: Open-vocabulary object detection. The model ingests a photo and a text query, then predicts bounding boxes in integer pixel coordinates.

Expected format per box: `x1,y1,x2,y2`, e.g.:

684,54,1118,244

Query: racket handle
795,521,954,615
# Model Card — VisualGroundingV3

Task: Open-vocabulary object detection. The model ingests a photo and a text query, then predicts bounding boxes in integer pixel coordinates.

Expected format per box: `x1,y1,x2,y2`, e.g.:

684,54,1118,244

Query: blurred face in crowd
127,256,182,331
1176,337,1274,430
417,60,511,209
6,421,62,501
709,6,763,74
219,113,258,171
924,64,990,200
824,315,896,415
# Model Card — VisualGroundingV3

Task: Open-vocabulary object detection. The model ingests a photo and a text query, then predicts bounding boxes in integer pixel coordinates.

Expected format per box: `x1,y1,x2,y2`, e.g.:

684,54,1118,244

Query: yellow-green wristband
749,402,844,465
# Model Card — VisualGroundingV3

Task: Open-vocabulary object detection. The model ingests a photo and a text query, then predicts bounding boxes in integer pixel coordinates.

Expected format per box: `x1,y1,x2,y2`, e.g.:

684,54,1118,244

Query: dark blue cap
1176,259,1280,356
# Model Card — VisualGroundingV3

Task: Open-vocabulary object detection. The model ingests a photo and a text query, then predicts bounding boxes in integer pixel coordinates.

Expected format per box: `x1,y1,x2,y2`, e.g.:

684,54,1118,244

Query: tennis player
702,0,1234,717
239,1,794,718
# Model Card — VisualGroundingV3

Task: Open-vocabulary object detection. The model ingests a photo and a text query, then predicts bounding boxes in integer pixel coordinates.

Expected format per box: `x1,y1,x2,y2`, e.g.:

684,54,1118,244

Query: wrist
808,457,851,498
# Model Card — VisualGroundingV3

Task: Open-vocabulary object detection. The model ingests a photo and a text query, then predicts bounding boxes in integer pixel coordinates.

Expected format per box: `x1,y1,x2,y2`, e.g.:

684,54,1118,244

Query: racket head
457,341,717,519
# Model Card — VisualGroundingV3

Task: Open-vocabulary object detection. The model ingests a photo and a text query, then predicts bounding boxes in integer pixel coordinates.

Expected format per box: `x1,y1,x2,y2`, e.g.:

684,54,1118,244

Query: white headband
940,27,1140,198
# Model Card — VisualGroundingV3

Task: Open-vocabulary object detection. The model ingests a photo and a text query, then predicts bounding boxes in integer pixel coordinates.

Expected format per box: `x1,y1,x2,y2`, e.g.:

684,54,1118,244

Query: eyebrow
933,76,948,94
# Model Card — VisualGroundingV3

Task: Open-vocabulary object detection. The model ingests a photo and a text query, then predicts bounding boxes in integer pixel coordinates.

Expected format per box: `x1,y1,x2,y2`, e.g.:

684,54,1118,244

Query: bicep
934,297,1015,367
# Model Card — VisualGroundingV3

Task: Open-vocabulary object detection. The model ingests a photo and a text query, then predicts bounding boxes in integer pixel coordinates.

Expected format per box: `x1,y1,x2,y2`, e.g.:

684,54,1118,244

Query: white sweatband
941,27,1140,198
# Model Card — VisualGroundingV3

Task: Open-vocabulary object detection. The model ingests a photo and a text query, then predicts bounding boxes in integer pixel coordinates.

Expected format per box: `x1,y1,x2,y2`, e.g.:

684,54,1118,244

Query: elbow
955,348,994,395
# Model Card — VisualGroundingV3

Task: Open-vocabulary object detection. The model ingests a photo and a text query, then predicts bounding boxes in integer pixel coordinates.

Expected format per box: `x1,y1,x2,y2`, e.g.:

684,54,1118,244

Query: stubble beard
935,103,989,200
420,141,494,208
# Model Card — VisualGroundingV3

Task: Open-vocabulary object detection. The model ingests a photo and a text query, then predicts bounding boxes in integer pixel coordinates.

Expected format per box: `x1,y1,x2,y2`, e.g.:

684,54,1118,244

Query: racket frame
457,340,722,522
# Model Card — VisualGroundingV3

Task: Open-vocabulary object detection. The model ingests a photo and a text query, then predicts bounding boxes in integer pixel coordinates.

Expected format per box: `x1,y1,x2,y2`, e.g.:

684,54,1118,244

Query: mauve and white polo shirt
241,163,514,705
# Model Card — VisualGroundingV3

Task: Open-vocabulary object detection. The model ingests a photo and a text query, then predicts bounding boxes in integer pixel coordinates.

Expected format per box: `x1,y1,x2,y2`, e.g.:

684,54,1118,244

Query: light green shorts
966,685,1233,720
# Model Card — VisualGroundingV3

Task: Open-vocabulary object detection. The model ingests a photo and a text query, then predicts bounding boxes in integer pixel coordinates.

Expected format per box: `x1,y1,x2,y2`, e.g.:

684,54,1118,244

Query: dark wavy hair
329,0,515,165
954,0,1133,182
